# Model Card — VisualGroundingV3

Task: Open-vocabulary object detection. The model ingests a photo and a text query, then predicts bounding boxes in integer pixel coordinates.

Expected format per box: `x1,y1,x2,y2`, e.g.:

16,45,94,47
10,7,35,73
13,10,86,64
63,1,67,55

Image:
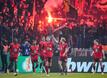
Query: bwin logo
67,58,107,72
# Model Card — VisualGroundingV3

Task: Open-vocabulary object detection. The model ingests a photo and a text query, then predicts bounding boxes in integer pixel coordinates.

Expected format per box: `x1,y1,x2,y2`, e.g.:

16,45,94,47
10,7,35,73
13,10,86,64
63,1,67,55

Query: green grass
0,73,107,78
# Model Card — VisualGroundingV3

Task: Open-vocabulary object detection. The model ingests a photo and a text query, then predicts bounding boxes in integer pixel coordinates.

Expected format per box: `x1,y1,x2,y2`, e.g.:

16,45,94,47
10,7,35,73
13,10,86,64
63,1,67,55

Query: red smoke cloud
44,0,63,12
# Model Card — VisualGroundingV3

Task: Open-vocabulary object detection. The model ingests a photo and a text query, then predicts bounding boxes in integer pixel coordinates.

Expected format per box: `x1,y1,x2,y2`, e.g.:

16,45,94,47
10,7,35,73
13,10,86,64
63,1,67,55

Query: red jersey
59,42,68,57
93,44,103,59
10,43,20,59
30,45,39,61
46,42,53,57
39,41,47,57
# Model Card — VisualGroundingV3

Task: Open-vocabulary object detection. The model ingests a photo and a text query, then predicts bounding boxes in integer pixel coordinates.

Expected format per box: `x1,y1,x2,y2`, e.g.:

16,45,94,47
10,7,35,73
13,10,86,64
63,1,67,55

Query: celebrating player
92,39,105,75
52,35,69,75
58,37,69,75
45,36,53,73
30,40,39,72
39,36,48,75
7,38,20,76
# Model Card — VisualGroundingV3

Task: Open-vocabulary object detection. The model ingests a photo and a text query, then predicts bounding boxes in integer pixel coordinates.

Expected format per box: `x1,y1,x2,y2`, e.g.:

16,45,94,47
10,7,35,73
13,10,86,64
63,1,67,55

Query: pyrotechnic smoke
44,0,63,12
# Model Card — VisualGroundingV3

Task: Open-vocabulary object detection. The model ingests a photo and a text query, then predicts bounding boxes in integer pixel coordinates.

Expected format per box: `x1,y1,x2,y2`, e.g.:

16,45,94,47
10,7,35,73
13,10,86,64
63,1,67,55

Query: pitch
0,73,106,78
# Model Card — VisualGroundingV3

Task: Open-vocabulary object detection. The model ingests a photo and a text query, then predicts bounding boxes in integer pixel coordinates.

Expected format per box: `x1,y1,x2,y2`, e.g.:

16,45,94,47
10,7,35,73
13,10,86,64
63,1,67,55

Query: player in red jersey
45,36,53,74
39,36,47,61
52,35,69,75
39,36,48,75
58,37,69,75
30,40,39,72
7,38,20,76
92,39,105,75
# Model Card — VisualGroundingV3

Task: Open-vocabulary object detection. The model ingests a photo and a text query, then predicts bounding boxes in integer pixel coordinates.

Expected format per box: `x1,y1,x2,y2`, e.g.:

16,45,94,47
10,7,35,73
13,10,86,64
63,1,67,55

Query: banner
67,57,107,72
51,56,107,73
17,56,43,73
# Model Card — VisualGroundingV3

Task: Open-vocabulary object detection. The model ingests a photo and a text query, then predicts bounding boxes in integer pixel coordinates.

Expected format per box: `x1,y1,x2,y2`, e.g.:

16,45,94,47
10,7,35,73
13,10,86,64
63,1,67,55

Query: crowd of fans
0,0,36,43
0,0,107,49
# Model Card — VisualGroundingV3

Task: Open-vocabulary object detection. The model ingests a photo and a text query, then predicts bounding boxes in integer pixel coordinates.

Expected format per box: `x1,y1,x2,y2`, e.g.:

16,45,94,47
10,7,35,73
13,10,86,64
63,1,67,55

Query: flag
63,0,70,13
31,0,36,29
75,0,85,16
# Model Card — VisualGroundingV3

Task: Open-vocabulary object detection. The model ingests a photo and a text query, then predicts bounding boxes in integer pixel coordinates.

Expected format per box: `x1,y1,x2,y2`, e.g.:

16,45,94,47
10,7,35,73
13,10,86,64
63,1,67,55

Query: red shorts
46,54,53,58
93,54,103,59
93,58,102,62
46,57,52,63
40,55,47,61
31,56,38,62
10,56,18,62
